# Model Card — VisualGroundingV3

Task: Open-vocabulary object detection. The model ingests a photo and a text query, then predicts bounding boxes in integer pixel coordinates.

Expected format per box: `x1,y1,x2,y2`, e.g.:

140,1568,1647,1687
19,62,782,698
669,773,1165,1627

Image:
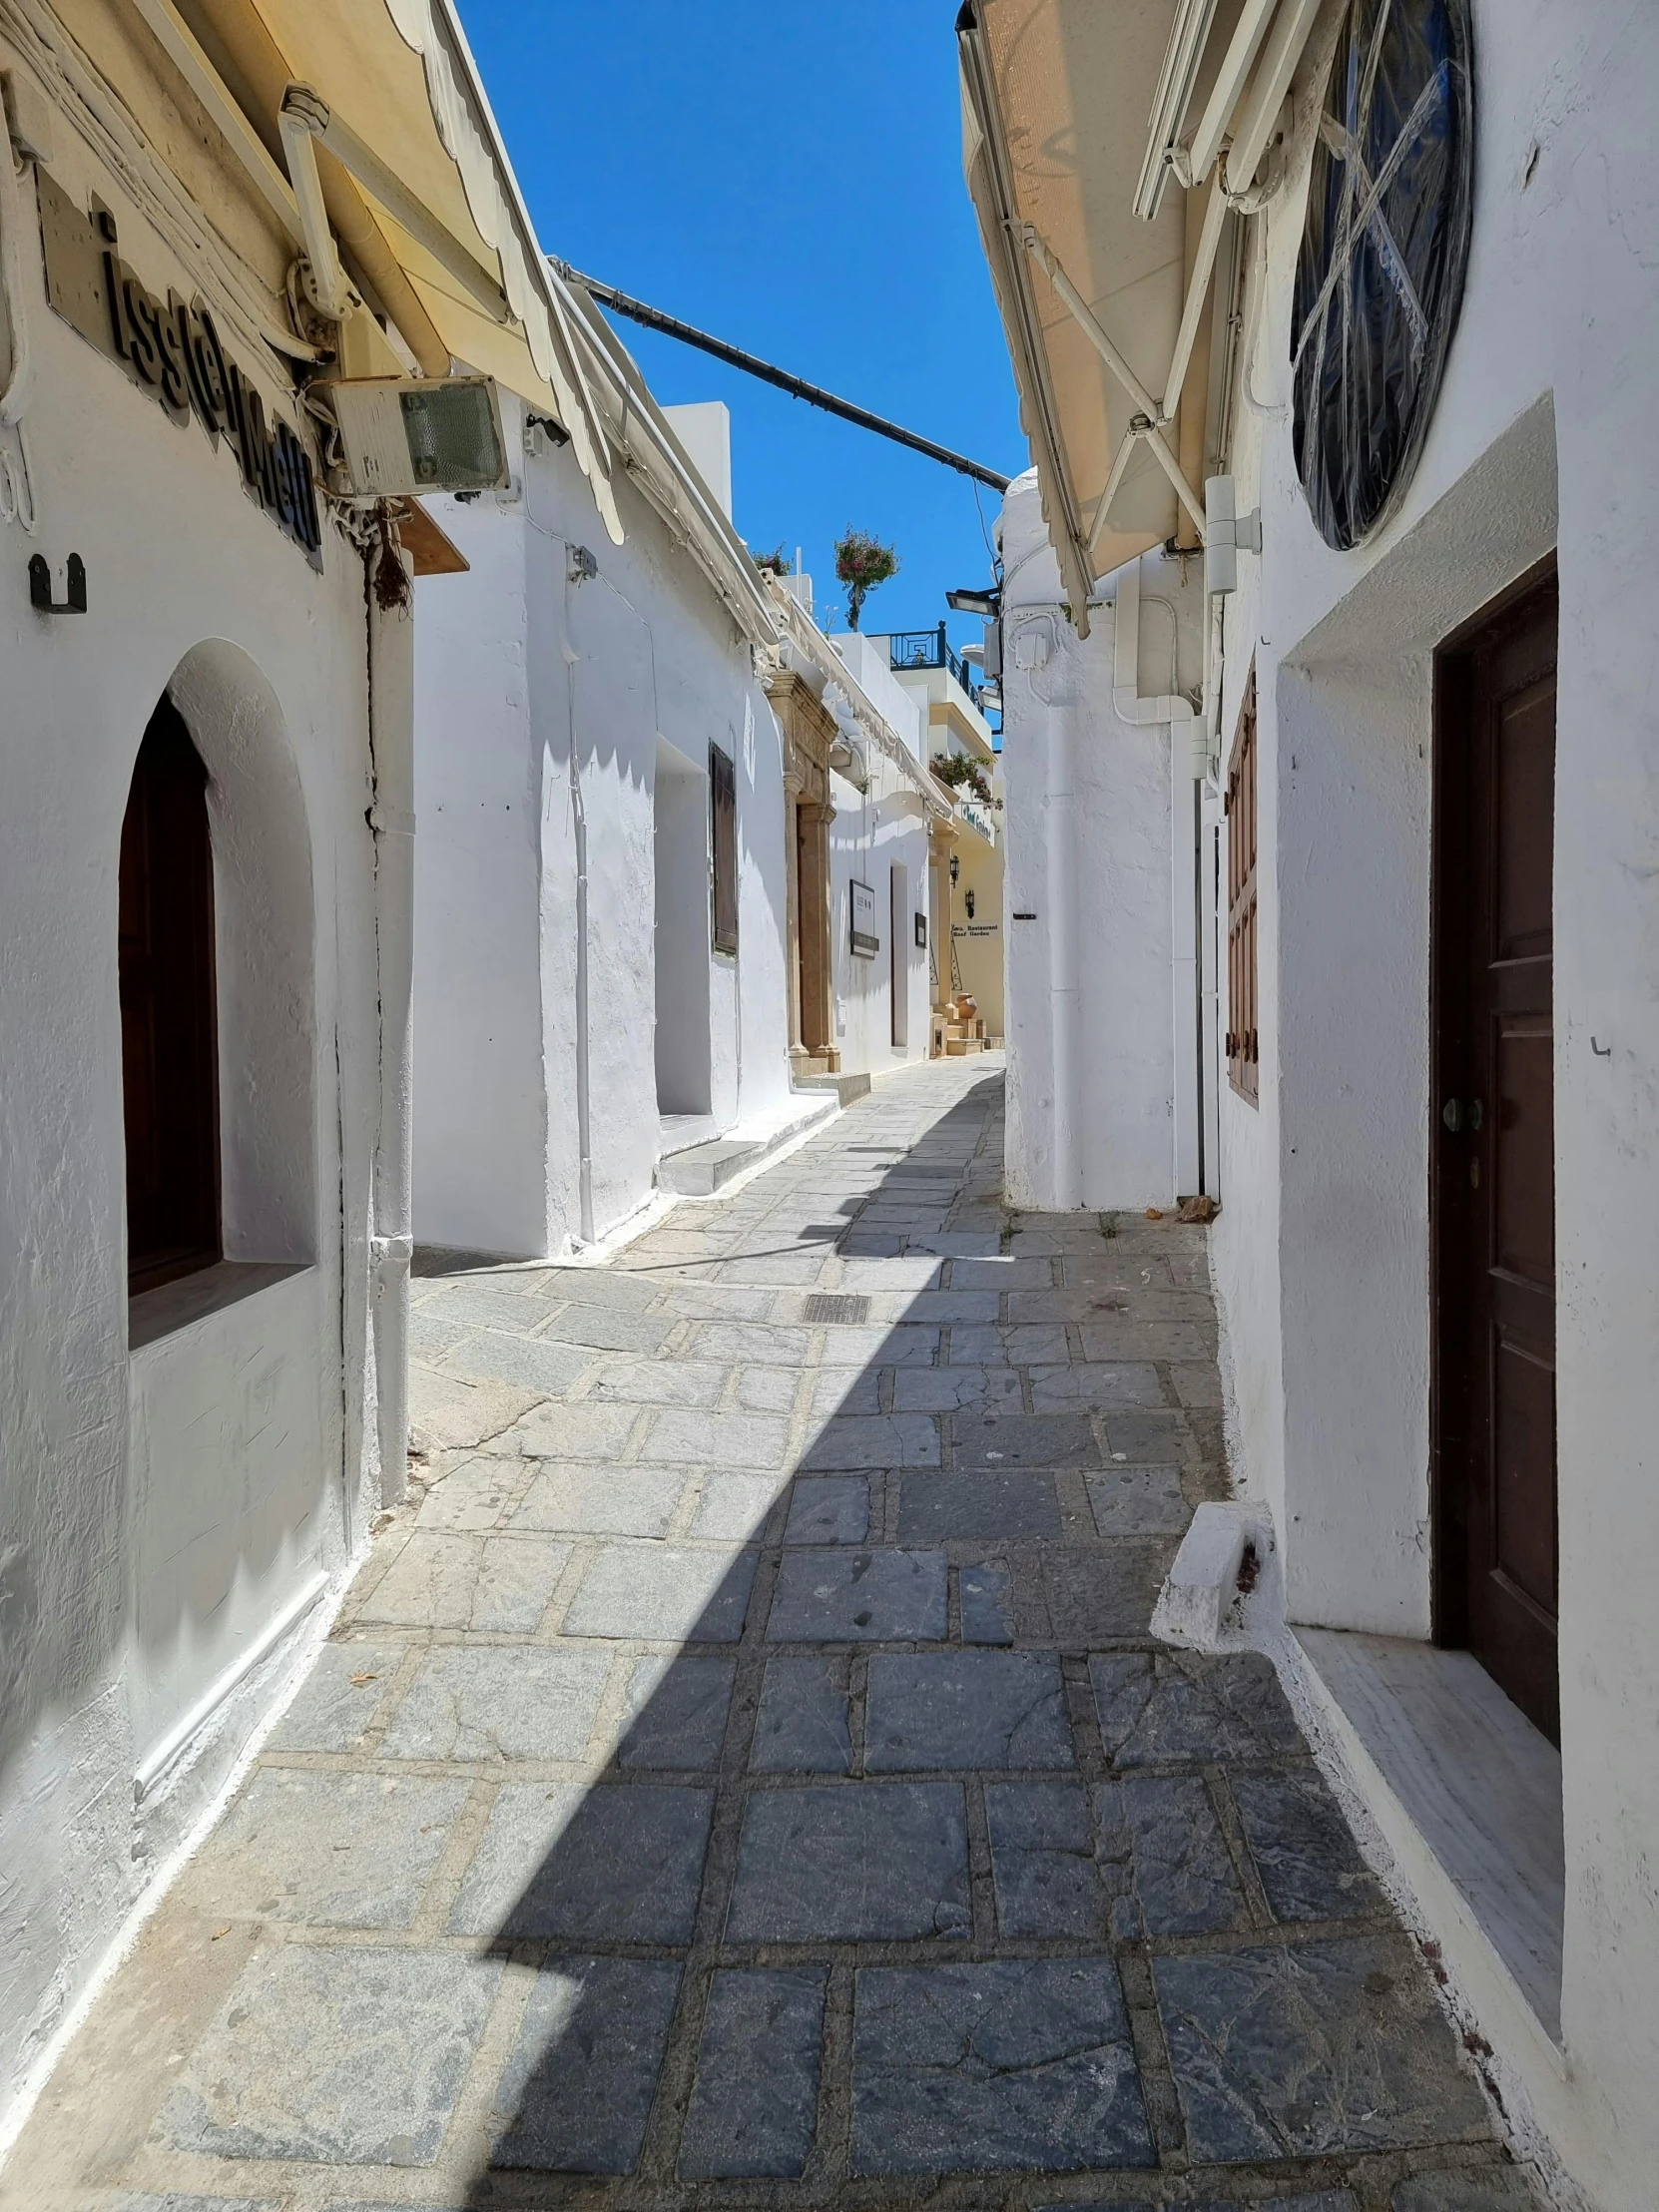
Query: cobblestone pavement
6,1060,1541,2212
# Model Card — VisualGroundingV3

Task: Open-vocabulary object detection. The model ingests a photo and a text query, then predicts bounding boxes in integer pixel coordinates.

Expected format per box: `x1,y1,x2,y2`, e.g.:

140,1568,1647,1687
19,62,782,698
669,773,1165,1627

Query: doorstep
792,1070,872,1106
657,1091,839,1196
1295,1627,1564,2047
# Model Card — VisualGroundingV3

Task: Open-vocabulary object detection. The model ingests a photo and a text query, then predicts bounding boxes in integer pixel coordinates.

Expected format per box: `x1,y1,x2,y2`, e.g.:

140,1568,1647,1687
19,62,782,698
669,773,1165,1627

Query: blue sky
453,0,1024,646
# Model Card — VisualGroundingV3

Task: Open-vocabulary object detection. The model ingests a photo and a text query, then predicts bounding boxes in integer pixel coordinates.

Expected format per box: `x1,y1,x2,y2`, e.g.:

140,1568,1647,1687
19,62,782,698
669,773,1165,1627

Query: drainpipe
1044,696,1083,1210
1112,562,1204,1198
563,546,596,1244
368,552,415,1507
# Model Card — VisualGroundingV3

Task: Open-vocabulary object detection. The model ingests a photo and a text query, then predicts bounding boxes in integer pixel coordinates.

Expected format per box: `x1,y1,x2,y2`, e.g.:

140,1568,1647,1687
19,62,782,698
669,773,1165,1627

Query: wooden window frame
710,741,739,956
1225,661,1260,1105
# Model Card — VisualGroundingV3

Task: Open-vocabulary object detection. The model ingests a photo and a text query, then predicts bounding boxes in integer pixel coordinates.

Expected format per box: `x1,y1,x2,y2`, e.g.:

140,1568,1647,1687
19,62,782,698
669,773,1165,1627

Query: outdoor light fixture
965,888,976,919
315,375,509,498
946,586,999,617
1204,473,1262,597
949,851,960,886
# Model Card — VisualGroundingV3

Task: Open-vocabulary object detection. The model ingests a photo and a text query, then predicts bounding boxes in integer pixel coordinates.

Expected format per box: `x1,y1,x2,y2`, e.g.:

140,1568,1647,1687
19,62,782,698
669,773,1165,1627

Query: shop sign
953,921,999,938
38,172,323,569
849,879,878,957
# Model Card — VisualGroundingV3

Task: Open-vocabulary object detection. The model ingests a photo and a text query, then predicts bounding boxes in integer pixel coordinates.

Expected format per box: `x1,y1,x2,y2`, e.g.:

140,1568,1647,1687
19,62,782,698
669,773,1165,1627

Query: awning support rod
560,267,1011,491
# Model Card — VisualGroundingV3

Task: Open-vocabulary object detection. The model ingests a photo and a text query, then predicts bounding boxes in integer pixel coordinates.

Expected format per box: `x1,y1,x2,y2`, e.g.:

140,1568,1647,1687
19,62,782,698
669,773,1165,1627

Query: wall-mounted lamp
964,887,976,920
1205,473,1262,597
949,851,960,887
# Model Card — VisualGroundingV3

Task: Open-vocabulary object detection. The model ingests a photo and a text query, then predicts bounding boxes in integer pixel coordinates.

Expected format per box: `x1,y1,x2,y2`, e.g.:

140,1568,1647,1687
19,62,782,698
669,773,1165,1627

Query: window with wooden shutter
120,697,222,1292
1226,663,1260,1105
710,741,739,954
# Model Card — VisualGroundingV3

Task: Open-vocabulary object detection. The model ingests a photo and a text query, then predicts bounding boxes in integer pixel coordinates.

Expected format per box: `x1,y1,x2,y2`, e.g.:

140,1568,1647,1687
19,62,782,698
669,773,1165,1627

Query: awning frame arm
127,0,303,248
1020,225,1207,538
277,87,347,319
280,84,513,329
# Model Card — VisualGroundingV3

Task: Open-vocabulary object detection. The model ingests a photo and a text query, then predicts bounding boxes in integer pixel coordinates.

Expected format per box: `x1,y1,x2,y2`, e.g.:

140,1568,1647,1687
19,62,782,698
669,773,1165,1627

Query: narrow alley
5,1060,1527,2212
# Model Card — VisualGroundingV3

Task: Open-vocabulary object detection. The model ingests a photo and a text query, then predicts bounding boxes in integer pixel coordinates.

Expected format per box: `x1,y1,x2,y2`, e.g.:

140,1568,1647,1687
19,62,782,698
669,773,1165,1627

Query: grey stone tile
115,2196,287,2212
655,1282,775,1322
494,1399,641,1460
736,1364,799,1412
949,1324,1070,1366
562,1540,759,1643
948,1257,1054,1290
1103,1408,1193,1460
1096,1774,1247,1936
901,1291,1002,1325
619,1655,736,1770
985,1782,1104,1937
585,1357,727,1406
417,1280,553,1334
408,1365,538,1453
908,1231,1002,1257
190,1770,466,1929
811,1367,881,1418
690,1471,785,1540
533,1266,663,1312
159,1943,500,2163
687,1320,813,1366
488,1955,682,2173
1091,1651,1304,1768
511,1461,686,1537
1232,1765,1382,1923
414,1454,524,1530
785,1474,870,1544
850,1958,1152,2174
891,1365,1023,1412
355,1531,570,1631
728,1783,969,1939
865,1652,1074,1771
806,1323,940,1366
1172,1360,1224,1407
1391,2172,1539,2211
1087,1464,1190,1535
1155,1936,1489,2161
1029,1361,1165,1410
380,1646,610,1761
541,1303,677,1354
896,1472,1060,1542
836,1253,945,1290
266,1640,398,1751
442,1332,595,1394
1079,1318,1219,1363
950,1410,1100,1471
641,1407,791,1470
752,1656,853,1773
679,1967,827,2179
960,1559,1015,1645
717,1251,829,1285
801,1414,940,1469
1044,1540,1176,1642
768,1548,948,1642
450,1782,712,1940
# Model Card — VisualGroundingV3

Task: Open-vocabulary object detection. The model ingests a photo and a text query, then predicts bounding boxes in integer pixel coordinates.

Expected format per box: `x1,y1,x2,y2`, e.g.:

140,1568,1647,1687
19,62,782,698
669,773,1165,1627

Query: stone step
792,1070,872,1107
657,1094,839,1195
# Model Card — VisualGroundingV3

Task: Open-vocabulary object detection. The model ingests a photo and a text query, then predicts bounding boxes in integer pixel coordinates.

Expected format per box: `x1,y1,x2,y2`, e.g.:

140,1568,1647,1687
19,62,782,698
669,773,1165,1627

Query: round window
1290,0,1475,551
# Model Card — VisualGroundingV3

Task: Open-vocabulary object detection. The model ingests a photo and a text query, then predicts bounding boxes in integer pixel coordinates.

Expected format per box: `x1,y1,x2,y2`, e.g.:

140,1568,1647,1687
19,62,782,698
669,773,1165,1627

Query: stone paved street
4,1061,1539,2212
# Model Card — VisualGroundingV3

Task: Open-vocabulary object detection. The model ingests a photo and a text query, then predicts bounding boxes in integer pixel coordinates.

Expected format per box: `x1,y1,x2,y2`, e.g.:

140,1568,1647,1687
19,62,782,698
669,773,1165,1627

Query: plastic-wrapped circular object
1290,0,1474,552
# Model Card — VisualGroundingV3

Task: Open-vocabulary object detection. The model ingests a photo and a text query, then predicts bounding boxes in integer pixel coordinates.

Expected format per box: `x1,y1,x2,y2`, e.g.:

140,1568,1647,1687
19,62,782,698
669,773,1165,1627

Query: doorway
653,743,712,1117
889,860,908,1050
1431,561,1559,1743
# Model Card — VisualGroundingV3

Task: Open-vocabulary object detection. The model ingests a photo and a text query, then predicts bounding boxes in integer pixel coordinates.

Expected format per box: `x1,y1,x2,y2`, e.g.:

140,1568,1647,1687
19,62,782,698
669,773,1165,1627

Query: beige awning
192,0,622,538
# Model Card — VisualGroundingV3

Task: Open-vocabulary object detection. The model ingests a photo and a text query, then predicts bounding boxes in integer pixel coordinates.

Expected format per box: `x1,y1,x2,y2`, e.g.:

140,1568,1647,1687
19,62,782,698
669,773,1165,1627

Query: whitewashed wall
998,474,1204,1208
412,393,792,1257
826,763,932,1079
1202,7,1659,2204
0,94,387,2140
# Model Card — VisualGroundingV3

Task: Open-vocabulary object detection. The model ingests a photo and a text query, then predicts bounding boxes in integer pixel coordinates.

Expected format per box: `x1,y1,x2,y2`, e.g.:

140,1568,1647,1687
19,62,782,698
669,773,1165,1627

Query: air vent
804,1294,871,1325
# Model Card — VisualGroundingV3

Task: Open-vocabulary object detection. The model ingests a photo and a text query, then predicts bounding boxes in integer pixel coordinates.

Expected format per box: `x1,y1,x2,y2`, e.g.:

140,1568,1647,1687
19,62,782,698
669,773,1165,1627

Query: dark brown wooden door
1432,566,1559,1743
120,697,221,1294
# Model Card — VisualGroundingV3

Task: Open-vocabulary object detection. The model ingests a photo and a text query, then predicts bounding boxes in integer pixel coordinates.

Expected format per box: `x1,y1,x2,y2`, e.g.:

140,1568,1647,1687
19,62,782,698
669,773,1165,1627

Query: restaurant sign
38,172,323,568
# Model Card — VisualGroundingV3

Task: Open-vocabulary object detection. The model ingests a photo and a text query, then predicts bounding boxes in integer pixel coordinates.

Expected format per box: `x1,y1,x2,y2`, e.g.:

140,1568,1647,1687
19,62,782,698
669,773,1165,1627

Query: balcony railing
888,622,985,711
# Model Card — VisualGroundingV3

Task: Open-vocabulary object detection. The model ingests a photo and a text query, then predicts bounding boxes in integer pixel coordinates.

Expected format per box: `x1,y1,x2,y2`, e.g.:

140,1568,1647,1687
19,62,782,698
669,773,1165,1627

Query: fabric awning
195,0,622,539
957,0,1200,632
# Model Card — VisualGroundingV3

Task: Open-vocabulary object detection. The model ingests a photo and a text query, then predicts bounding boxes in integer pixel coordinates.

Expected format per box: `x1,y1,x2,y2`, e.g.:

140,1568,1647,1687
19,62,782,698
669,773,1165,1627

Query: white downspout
1045,695,1083,1209
562,549,596,1245
368,553,415,1508
1112,561,1205,1199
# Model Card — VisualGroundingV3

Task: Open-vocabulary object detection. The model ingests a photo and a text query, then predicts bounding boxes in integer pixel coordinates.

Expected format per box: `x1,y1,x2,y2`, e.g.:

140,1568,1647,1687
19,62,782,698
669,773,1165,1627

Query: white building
0,0,624,2147
960,1,1659,2204
410,361,803,1254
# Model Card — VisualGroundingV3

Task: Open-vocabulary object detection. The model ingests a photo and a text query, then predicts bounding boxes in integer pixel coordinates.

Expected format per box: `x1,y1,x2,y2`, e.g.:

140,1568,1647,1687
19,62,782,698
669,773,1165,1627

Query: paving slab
159,1943,500,2165
380,1645,611,1762
562,1539,759,1642
727,1782,970,1939
1095,1774,1247,1936
449,1782,712,1941
679,1967,827,2178
785,1473,871,1544
800,1413,941,1469
265,1640,400,1752
950,1409,1101,1470
1231,1764,1383,1922
896,1470,1060,1541
1091,1650,1305,1767
1155,1935,1489,2161
1044,1539,1177,1642
1087,1464,1189,1535
619,1655,736,1770
768,1547,948,1641
985,1781,1105,1937
488,1955,682,2172
187,1770,467,1929
354,1530,570,1629
751,1656,853,1773
960,1558,1015,1644
511,1463,686,1541
850,1958,1153,2173
865,1651,1074,1770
